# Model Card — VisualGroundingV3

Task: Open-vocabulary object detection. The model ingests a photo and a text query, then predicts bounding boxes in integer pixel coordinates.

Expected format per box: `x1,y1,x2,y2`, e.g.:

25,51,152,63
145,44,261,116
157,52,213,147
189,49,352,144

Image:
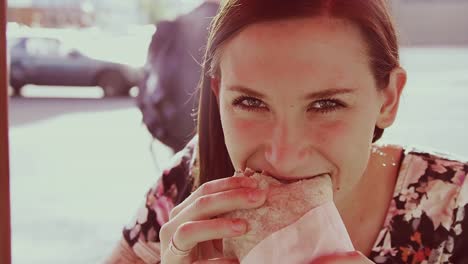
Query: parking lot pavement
9,95,173,263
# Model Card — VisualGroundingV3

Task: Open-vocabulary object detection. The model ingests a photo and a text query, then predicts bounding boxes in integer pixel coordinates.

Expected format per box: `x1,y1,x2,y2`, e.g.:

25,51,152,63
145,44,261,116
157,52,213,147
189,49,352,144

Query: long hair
195,0,400,188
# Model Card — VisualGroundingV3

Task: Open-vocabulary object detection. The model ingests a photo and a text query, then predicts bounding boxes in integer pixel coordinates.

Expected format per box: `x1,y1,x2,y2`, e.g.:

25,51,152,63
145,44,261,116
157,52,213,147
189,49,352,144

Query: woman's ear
376,67,407,129
211,77,220,99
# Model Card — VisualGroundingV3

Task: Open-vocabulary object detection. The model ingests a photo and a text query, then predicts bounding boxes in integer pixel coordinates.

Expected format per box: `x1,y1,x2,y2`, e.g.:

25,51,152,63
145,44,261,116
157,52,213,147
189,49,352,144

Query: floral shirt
122,140,468,264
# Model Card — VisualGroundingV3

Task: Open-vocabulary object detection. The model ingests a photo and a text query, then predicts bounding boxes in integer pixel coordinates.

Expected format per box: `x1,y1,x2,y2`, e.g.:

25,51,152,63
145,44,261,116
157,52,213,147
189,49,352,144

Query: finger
170,176,259,219
161,247,192,264
172,186,267,225
198,240,224,260
193,258,239,264
172,218,248,253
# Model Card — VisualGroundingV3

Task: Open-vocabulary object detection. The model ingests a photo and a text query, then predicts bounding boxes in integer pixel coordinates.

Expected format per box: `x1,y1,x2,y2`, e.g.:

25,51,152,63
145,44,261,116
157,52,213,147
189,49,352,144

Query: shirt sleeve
121,140,196,263
447,162,468,263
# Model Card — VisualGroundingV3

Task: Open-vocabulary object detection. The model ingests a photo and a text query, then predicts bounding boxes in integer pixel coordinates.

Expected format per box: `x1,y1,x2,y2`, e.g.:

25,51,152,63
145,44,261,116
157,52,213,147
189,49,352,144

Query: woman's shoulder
397,145,468,191
371,145,468,263
393,145,467,230
122,137,199,258
403,145,468,166
156,136,199,205
375,143,468,230
374,143,468,192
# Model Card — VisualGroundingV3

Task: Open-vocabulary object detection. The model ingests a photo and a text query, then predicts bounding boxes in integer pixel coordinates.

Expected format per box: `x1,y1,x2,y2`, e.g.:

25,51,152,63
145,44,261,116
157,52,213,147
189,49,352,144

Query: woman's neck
335,144,403,255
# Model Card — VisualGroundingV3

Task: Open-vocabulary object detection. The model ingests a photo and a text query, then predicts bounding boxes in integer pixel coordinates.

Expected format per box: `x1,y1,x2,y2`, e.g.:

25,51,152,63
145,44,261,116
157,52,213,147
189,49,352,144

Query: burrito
222,169,334,260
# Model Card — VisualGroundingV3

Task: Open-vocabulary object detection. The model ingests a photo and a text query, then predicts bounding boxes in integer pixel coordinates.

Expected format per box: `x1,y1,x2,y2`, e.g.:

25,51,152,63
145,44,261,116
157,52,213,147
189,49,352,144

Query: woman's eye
232,96,345,113
308,99,345,113
232,96,268,112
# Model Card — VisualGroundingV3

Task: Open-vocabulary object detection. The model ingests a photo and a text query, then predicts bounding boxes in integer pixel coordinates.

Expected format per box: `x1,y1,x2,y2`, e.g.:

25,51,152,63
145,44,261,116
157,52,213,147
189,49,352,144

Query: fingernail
232,220,246,232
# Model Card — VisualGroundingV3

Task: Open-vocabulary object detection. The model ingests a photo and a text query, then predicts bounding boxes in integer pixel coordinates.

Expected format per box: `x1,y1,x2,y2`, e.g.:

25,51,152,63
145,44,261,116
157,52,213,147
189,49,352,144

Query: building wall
7,0,142,28
8,0,468,45
7,7,94,27
391,0,468,46
93,0,144,28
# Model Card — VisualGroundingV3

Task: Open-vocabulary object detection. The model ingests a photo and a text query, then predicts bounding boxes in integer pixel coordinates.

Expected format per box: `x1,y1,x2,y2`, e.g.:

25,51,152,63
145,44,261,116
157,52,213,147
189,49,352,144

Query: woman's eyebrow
227,85,356,100
304,88,356,100
227,85,266,99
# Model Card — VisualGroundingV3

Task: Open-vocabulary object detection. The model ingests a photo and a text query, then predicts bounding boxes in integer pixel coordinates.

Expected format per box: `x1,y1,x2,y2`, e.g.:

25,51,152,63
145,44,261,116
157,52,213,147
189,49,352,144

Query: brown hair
195,0,400,188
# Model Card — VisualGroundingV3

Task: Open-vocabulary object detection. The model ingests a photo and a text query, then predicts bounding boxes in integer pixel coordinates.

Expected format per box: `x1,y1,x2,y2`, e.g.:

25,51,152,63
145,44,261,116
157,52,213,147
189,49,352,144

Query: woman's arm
103,141,197,264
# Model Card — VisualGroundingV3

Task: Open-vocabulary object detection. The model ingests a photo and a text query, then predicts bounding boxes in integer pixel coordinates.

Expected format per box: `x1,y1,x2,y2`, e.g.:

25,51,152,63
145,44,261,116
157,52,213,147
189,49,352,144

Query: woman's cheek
309,120,349,146
220,107,268,143
222,115,270,167
231,118,267,139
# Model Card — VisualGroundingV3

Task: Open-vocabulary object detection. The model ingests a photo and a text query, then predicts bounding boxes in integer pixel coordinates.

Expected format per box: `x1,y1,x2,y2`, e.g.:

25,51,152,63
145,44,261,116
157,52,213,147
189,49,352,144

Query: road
9,93,173,263
7,47,468,263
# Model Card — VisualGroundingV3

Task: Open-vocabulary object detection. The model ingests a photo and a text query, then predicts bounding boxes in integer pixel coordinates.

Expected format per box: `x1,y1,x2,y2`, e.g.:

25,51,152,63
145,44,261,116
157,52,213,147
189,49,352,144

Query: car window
25,38,61,57
7,38,21,49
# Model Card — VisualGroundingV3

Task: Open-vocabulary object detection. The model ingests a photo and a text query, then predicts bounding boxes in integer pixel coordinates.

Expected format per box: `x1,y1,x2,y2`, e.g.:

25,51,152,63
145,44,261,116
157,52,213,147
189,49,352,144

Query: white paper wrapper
223,172,335,259
240,201,354,264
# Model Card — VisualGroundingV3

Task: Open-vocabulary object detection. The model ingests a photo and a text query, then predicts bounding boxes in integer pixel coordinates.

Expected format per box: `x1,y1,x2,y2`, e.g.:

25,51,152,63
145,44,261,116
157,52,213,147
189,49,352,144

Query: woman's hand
159,175,268,264
310,252,375,264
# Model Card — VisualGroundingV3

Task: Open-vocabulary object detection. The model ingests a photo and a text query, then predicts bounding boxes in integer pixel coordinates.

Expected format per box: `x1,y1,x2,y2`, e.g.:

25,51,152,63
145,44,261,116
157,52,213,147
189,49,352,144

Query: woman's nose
264,121,308,176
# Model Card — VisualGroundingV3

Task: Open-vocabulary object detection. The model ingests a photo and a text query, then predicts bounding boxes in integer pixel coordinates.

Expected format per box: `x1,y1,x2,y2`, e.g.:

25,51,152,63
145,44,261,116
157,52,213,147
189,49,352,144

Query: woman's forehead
219,17,372,89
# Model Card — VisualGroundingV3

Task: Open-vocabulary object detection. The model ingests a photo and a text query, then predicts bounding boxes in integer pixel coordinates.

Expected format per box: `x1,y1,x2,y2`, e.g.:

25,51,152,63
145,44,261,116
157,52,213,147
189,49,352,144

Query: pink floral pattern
122,138,197,261
123,142,468,264
371,148,468,263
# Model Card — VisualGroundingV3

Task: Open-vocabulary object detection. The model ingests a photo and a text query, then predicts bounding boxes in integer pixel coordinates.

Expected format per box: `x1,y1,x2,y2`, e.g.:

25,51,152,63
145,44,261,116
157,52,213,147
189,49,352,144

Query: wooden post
0,0,12,262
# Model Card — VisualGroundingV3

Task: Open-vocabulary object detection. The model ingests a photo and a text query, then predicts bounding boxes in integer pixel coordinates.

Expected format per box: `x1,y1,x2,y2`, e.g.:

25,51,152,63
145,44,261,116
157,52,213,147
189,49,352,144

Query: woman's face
215,17,402,200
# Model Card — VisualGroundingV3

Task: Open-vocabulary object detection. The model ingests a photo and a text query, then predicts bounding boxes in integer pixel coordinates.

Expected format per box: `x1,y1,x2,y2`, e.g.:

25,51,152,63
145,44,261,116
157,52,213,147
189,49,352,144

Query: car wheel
10,81,23,97
97,71,129,97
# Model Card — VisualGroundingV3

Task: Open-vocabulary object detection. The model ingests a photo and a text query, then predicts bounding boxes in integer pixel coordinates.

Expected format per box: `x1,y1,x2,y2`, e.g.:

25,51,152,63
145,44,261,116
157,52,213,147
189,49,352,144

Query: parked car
8,36,143,96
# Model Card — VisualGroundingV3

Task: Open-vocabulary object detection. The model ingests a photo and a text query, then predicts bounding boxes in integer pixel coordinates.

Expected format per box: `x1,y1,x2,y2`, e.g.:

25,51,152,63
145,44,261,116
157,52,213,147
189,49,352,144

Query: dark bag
137,20,197,152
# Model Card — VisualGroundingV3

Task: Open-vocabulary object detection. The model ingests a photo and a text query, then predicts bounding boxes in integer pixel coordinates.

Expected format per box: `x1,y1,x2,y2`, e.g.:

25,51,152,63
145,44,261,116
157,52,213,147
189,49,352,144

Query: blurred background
5,0,468,263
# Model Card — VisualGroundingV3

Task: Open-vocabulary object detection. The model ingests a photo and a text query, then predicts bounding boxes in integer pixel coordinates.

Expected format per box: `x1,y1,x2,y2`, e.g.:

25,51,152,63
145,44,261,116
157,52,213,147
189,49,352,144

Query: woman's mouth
255,170,331,184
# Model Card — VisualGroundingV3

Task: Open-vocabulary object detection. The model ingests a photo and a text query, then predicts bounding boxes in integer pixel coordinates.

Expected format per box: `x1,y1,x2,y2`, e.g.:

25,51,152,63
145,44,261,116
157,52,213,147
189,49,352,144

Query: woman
105,0,468,263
